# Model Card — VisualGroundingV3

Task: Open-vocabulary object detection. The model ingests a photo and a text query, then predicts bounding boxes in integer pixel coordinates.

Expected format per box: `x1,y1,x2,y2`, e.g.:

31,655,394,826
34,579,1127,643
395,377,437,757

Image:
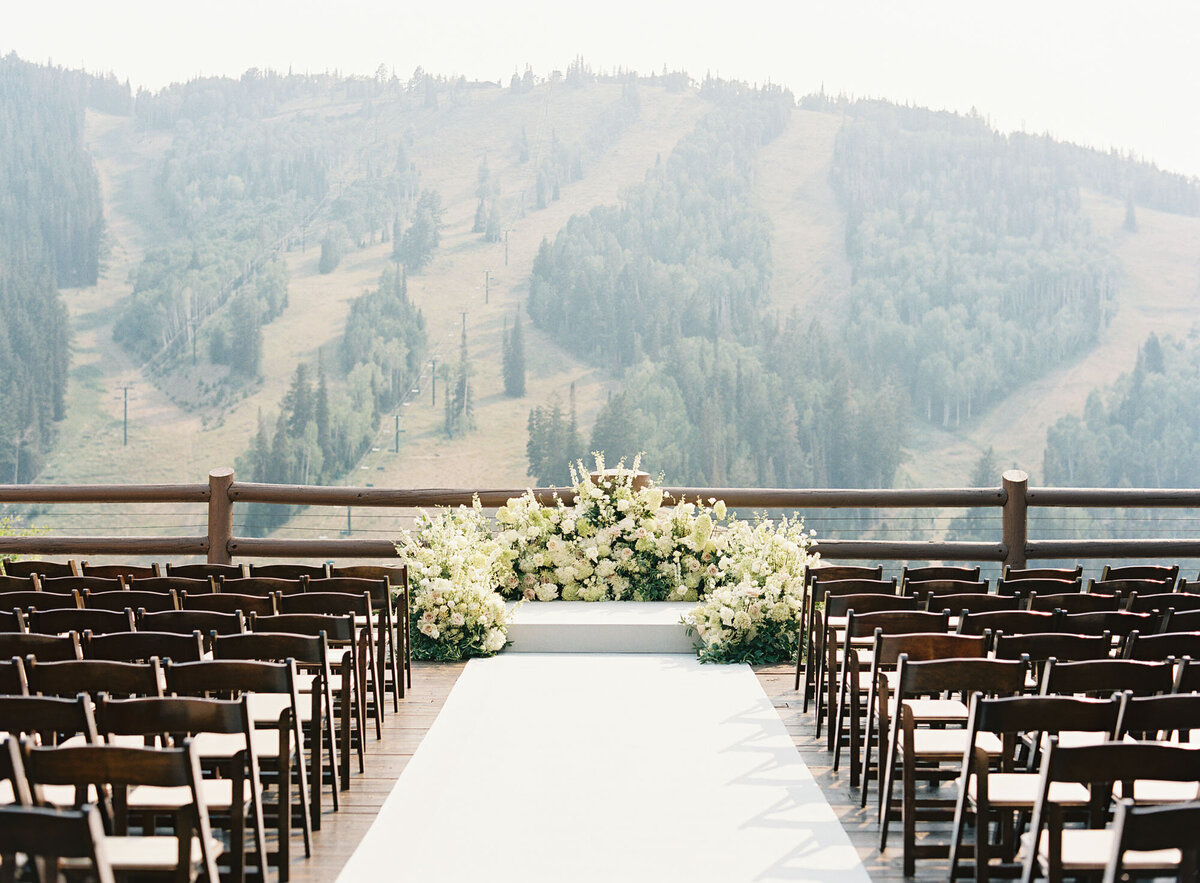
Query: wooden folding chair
138,611,245,650
219,577,305,598
0,632,83,662
182,592,276,617
28,659,164,700
0,560,77,579
165,563,245,582
794,567,885,693
327,564,411,701
1124,631,1200,661
1102,799,1200,883
903,580,989,604
903,565,981,583
1101,563,1179,585
1002,566,1081,583
84,630,205,664
0,575,37,593
1126,590,1200,614
27,608,135,636
247,564,328,580
1027,592,1123,614
0,804,116,883
1040,658,1174,698
79,562,161,580
81,589,179,613
135,577,218,596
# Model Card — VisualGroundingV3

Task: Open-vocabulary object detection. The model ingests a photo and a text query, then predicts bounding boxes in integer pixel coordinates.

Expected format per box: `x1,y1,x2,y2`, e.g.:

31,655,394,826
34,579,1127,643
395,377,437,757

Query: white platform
337,654,870,883
504,601,697,653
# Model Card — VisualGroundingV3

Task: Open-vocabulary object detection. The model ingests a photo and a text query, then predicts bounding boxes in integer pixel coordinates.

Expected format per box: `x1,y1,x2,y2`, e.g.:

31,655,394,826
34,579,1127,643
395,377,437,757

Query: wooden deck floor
287,660,945,883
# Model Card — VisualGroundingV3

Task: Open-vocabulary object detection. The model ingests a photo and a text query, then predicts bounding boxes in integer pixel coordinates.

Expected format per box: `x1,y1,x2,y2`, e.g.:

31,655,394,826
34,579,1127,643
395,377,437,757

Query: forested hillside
0,56,109,481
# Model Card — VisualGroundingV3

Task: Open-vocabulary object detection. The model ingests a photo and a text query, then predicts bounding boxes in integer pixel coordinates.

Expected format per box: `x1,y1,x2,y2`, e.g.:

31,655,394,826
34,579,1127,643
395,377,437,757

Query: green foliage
526,388,584,485
394,190,443,272
318,229,345,274
502,314,526,398
443,328,474,439
831,101,1118,426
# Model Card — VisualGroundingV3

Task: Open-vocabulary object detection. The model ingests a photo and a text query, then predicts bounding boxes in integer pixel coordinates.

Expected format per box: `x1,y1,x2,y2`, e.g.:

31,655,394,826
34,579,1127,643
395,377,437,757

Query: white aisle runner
337,654,870,882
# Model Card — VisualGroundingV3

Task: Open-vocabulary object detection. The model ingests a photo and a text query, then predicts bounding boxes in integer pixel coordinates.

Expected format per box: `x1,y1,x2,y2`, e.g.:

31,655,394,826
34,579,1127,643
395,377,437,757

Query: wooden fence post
208,467,235,565
1001,469,1029,571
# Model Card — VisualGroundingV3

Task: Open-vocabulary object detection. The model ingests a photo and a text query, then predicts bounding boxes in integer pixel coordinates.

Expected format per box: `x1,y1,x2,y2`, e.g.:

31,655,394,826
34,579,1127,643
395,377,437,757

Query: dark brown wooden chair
1020,741,1200,883
277,591,383,738
0,804,116,883
1089,577,1176,598
926,594,1021,616
4,590,81,610
0,656,28,696
79,562,161,580
0,575,37,593
1118,693,1200,742
133,576,217,596
165,563,245,581
81,588,179,613
0,560,77,579
182,592,276,617
957,609,1061,638
948,693,1124,883
1126,590,1200,614
1101,563,1179,585
1102,799,1200,883
1164,608,1200,633
84,630,205,664
1040,658,1174,697
1002,565,1082,583
1027,591,1124,614
304,575,399,706
247,564,328,580
1062,610,1158,652
165,659,312,875
994,632,1114,691
219,577,305,598
795,568,886,693
831,609,953,773
96,694,268,883
1124,631,1200,662
28,659,164,699
0,694,99,748
325,565,411,702
857,632,987,807
27,607,135,635
902,565,981,583
23,741,222,883
997,577,1083,597
213,631,343,819
878,656,1026,875
40,576,125,595
138,610,245,648
0,632,82,662
902,579,989,603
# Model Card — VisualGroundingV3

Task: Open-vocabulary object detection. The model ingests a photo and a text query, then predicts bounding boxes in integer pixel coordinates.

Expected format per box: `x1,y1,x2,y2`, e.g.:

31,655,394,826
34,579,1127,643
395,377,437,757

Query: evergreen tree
503,313,527,397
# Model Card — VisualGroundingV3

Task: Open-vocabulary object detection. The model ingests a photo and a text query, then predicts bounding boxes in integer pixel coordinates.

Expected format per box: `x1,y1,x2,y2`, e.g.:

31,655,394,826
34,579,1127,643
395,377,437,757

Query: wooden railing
2,468,1200,567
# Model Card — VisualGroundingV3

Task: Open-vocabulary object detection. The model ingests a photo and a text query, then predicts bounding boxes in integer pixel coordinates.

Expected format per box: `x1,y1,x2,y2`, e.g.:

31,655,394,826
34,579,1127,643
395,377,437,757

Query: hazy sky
5,0,1199,176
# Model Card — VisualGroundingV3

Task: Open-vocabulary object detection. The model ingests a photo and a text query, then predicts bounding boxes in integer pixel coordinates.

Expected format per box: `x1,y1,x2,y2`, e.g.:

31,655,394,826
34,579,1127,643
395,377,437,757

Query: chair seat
859,670,899,689
892,698,969,721
965,773,1090,807
1113,779,1200,803
191,729,284,760
38,783,101,806
247,692,311,724
60,734,153,750
903,729,1003,759
102,835,224,871
1021,829,1181,872
1040,730,1111,750
128,778,238,811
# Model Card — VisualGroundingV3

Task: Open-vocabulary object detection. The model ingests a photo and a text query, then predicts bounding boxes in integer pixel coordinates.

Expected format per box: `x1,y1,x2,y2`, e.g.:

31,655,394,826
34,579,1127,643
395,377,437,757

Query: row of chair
0,560,339,580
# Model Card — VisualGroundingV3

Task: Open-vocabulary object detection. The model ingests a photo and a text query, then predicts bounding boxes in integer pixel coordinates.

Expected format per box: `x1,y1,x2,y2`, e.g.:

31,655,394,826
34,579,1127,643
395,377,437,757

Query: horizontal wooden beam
811,540,1007,561
0,536,208,556
228,483,565,509
227,537,401,559
1026,539,1200,559
0,484,209,504
1027,488,1200,508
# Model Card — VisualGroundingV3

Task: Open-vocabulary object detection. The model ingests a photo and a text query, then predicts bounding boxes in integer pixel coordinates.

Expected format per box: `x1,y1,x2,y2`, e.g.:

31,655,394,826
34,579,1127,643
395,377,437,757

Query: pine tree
503,312,526,397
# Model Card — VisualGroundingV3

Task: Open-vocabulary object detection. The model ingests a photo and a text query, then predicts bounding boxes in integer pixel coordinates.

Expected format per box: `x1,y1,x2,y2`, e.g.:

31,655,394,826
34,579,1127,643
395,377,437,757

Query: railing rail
0,467,1196,566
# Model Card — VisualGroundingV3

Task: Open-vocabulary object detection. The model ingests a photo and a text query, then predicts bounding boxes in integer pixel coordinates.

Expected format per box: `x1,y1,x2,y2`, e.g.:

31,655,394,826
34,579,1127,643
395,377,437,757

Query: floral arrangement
395,501,513,661
395,458,818,664
683,516,816,664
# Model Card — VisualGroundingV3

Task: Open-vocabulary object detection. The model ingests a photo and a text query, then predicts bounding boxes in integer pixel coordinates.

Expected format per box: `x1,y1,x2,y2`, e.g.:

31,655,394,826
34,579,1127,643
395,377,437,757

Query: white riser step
503,601,696,653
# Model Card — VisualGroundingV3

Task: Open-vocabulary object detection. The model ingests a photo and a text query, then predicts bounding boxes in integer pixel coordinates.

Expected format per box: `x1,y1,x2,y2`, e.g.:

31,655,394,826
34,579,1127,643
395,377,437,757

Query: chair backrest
902,579,989,601
128,576,216,595
304,576,390,605
1003,565,1082,582
0,631,82,661
0,559,77,579
957,609,1060,636
138,609,245,638
1101,563,1179,584
79,562,160,580
278,590,371,617
1061,610,1157,638
97,694,251,741
807,565,884,586
970,693,1123,744
1165,609,1200,633
27,607,135,635
825,593,917,618
1124,630,1200,662
1041,658,1174,697
0,608,26,633
84,630,205,664
40,576,125,595
926,593,1020,615
247,563,329,580
1027,592,1123,614
0,575,37,593
997,576,1083,597
165,658,297,699
1117,693,1200,742
993,631,1112,664
894,655,1026,701
0,693,99,743
247,612,356,643
0,656,28,695
844,609,951,641
220,576,306,597
28,659,164,699
1089,577,1175,598
816,578,898,600
871,632,987,667
327,564,407,586
5,590,80,610
1127,590,1200,614
212,631,327,666
164,562,245,581
181,591,276,617
81,588,178,613
1102,799,1200,883
902,565,981,583
0,804,116,883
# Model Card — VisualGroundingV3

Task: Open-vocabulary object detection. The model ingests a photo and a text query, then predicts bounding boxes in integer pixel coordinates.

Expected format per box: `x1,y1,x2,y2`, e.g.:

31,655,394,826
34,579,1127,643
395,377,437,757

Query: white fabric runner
336,654,869,882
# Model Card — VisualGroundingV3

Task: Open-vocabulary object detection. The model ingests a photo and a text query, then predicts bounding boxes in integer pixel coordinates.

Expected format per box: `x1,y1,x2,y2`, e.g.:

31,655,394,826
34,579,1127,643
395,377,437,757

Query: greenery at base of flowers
689,616,798,665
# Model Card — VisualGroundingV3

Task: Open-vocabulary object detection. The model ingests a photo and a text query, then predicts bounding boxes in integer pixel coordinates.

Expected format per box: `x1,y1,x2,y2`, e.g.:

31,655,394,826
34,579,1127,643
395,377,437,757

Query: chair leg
322,673,341,801
879,717,900,845
902,721,918,878
244,752,269,883
948,752,974,882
